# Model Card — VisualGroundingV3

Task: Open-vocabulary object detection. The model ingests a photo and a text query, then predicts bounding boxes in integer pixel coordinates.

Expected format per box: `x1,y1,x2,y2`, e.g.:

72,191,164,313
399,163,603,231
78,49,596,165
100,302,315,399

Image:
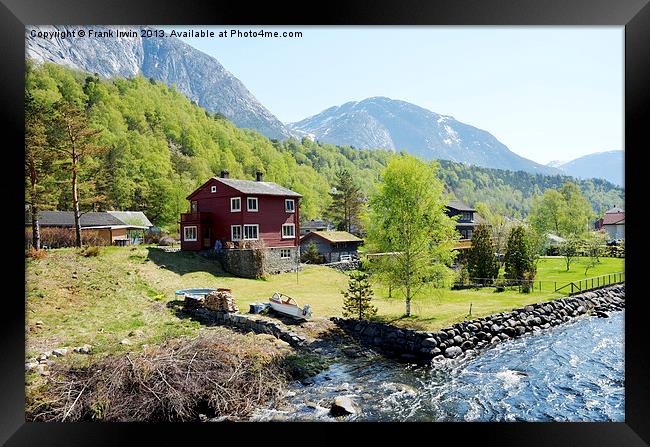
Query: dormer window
210,185,217,193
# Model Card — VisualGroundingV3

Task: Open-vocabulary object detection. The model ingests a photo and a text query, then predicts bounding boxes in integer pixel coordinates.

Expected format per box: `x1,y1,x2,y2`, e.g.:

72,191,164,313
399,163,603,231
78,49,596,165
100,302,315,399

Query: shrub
452,263,470,287
144,230,161,244
79,246,100,257
158,236,177,246
25,227,107,248
26,227,75,248
26,247,48,259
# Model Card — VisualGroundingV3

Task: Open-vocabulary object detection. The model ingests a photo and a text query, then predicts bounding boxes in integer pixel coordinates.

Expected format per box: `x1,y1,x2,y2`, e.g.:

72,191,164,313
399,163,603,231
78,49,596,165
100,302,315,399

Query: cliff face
26,25,291,140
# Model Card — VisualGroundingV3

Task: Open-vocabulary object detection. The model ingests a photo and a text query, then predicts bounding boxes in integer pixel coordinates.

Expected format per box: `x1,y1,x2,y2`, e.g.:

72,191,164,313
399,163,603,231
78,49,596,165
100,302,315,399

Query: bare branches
27,332,287,422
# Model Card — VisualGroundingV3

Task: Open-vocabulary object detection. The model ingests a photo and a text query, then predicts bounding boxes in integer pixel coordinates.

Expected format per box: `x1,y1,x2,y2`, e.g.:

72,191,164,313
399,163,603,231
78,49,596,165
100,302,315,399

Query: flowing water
253,311,624,422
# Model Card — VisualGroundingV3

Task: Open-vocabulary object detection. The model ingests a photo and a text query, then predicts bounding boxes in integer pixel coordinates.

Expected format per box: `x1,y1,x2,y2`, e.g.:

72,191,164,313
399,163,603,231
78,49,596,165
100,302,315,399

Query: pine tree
25,60,63,250
341,271,377,320
51,101,108,247
467,224,499,285
301,241,323,264
326,169,364,234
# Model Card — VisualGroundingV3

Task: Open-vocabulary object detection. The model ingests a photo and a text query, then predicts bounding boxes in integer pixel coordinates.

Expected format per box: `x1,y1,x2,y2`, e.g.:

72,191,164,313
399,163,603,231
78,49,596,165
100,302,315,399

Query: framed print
2,0,648,444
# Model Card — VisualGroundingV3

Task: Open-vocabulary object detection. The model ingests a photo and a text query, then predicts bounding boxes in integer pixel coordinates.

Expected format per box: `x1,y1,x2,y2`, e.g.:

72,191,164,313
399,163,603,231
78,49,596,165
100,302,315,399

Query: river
252,311,624,422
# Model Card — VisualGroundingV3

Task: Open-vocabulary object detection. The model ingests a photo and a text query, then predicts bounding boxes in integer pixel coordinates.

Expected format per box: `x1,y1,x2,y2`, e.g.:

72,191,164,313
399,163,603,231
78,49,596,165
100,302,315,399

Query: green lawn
26,247,624,356
533,256,624,283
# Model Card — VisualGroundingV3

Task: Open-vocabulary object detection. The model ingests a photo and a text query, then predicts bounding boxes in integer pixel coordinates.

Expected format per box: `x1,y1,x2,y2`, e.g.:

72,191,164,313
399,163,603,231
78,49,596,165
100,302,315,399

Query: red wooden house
180,171,302,275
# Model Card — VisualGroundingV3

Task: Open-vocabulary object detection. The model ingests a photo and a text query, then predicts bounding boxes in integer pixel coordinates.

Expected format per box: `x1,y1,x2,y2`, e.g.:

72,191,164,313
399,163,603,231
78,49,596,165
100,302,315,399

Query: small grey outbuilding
300,230,363,263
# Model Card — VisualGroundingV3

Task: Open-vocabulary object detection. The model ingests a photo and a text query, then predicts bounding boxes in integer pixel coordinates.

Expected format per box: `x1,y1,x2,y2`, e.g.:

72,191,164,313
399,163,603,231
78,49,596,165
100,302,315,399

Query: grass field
26,246,624,356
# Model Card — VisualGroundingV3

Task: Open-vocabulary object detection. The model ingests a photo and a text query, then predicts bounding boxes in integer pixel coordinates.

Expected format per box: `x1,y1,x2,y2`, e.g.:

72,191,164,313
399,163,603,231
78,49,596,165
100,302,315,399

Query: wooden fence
450,271,625,295
554,272,625,295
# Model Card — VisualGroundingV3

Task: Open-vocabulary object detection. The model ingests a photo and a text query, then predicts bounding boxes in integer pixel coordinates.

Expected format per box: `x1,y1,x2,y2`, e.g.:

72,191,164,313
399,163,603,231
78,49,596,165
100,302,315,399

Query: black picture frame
1,0,647,445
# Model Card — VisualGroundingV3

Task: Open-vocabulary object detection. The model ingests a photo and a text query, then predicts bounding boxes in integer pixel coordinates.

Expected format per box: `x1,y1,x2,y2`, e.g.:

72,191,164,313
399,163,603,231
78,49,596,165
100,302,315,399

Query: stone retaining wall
324,260,361,272
332,284,625,363
185,306,308,348
214,247,299,278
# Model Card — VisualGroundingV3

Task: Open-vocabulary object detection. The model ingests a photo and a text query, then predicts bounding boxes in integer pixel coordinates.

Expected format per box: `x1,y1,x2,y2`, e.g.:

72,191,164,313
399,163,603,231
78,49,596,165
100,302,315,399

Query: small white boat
269,292,312,320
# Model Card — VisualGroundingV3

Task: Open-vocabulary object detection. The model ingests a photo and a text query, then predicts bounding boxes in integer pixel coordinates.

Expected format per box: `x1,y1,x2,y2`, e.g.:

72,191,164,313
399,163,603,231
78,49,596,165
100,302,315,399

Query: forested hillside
436,160,623,218
26,63,624,229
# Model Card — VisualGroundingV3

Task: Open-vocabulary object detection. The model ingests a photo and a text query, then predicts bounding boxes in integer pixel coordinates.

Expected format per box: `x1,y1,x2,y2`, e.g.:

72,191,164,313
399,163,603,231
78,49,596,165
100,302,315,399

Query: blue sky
171,26,623,165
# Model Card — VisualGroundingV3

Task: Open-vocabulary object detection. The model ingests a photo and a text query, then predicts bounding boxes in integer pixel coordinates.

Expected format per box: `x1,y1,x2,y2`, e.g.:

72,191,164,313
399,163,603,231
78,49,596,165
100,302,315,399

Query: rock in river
330,396,359,417
445,346,463,358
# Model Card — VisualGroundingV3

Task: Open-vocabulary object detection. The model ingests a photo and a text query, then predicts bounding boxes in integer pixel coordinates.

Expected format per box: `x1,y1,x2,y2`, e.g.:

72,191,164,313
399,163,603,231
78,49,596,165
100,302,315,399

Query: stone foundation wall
332,284,625,363
216,247,299,278
265,247,300,275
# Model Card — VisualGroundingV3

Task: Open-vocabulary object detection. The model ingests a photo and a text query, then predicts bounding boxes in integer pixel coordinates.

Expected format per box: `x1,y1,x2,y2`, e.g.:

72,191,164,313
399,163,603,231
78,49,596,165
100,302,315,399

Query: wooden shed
300,230,363,263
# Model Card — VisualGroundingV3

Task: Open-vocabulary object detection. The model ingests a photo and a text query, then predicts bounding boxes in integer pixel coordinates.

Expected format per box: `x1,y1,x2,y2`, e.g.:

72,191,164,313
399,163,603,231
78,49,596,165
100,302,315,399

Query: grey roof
26,210,152,228
26,211,124,227
446,200,475,212
605,207,624,214
107,211,153,227
215,178,302,197
302,219,335,229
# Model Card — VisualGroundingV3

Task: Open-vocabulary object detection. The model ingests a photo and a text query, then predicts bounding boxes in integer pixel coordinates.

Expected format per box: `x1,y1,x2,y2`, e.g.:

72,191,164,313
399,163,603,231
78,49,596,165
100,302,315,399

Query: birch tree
366,155,457,317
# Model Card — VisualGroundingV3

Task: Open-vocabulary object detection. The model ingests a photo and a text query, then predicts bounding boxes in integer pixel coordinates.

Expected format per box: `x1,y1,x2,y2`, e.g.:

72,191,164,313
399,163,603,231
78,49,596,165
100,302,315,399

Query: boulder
461,340,474,351
330,396,359,417
52,348,68,357
79,345,92,354
421,337,438,348
444,346,463,358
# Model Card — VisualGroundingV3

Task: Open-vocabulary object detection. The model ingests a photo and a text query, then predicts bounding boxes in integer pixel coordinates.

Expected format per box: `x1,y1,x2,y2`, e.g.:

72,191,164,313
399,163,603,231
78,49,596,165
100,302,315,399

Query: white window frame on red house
282,223,295,239
231,225,242,241
285,199,295,213
210,185,217,193
247,197,259,212
183,225,197,241
231,197,241,212
243,224,259,240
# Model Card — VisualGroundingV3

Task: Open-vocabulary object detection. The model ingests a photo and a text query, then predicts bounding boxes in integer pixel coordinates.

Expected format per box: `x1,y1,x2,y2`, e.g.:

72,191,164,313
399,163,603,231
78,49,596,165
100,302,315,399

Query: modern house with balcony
446,200,485,241
180,171,302,277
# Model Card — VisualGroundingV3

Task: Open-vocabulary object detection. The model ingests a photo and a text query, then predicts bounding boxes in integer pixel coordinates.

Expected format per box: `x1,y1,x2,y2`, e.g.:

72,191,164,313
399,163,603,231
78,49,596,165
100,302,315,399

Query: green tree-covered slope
26,62,623,228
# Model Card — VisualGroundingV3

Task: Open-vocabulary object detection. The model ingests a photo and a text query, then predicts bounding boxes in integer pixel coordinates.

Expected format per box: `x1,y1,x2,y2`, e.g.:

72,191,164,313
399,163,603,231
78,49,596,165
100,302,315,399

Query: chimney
255,171,264,182
220,170,229,179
